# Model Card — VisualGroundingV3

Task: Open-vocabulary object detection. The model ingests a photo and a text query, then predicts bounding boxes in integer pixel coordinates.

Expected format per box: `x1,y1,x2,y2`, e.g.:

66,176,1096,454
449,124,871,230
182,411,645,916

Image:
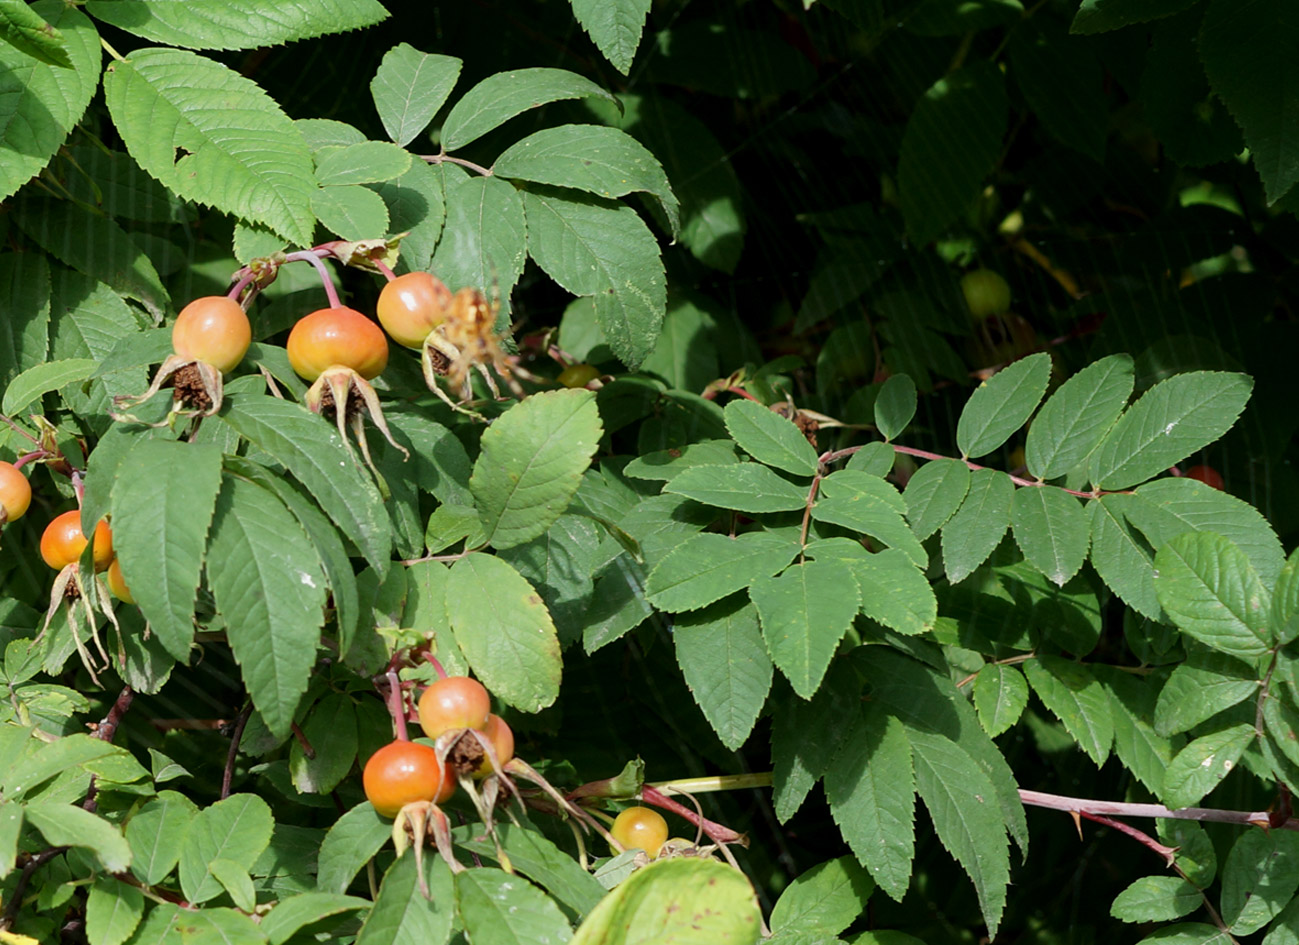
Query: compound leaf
646,531,801,613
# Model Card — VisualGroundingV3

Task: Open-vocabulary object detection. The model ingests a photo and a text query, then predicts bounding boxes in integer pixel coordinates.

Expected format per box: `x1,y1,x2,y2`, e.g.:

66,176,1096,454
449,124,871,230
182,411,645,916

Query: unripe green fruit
960,269,1012,320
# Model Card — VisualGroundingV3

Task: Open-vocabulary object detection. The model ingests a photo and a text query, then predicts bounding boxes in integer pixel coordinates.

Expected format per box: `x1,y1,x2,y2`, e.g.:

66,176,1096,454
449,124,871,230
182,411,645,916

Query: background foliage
2,0,1299,943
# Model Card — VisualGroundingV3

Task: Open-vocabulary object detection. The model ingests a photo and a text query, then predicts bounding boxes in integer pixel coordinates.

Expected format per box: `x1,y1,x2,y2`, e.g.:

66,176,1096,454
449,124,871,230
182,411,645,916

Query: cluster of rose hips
362,675,514,818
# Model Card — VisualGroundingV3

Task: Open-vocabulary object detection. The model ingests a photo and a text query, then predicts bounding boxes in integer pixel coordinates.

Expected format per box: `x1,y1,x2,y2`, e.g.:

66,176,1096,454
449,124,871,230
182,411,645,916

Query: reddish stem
386,669,410,741
290,721,316,760
1019,789,1287,829
373,259,396,282
221,704,253,800
11,450,48,471
1078,812,1178,865
284,250,342,309
426,654,448,681
640,785,744,845
227,269,260,302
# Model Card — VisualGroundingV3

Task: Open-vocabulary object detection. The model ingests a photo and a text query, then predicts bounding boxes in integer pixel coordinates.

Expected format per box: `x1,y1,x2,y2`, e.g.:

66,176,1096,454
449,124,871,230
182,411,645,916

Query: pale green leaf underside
103,47,317,245
84,0,388,50
941,468,1013,583
1161,723,1255,810
1010,486,1088,586
675,600,773,751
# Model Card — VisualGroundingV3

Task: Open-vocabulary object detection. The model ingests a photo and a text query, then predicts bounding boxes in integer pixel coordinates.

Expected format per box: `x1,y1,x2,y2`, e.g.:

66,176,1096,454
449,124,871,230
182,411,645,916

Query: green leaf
1071,0,1199,33
770,856,873,937
1111,876,1201,922
724,398,820,476
1161,723,1255,810
315,142,412,186
1023,657,1114,765
168,908,264,945
941,469,1014,583
126,790,197,887
355,852,454,945
646,531,801,613
290,693,358,795
316,802,391,895
1154,652,1258,737
221,395,392,574
855,649,1028,858
1010,487,1088,586
441,67,619,150
751,559,861,699
85,0,387,49
1131,477,1286,586
808,542,937,636
904,459,971,541
1,733,117,797
675,599,773,751
0,358,96,414
1143,10,1244,167
1088,494,1163,621
447,555,562,713
824,705,914,902
86,876,144,945
370,159,446,273
0,0,69,67
813,470,926,568
1199,0,1299,203
1273,548,1299,645
207,476,326,738
874,375,917,442
639,295,719,391
456,867,572,945
569,857,761,945
973,664,1029,737
1100,671,1177,798
1008,16,1107,160
470,389,602,549
0,252,50,391
847,442,896,478
312,185,390,241
1221,829,1299,934
522,186,666,371
1158,820,1217,888
570,0,651,74
177,794,272,905
0,2,97,201
664,463,809,514
1088,372,1253,490
906,727,1010,936
898,61,1008,244
496,124,678,236
430,171,526,302
370,45,461,147
625,440,741,482
110,440,222,661
1026,354,1134,480
453,823,605,916
1154,532,1272,660
773,664,867,821
13,198,170,320
24,800,132,873
597,91,744,272
0,804,20,879
956,353,1051,459
209,858,256,913
103,47,317,245
260,893,370,945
